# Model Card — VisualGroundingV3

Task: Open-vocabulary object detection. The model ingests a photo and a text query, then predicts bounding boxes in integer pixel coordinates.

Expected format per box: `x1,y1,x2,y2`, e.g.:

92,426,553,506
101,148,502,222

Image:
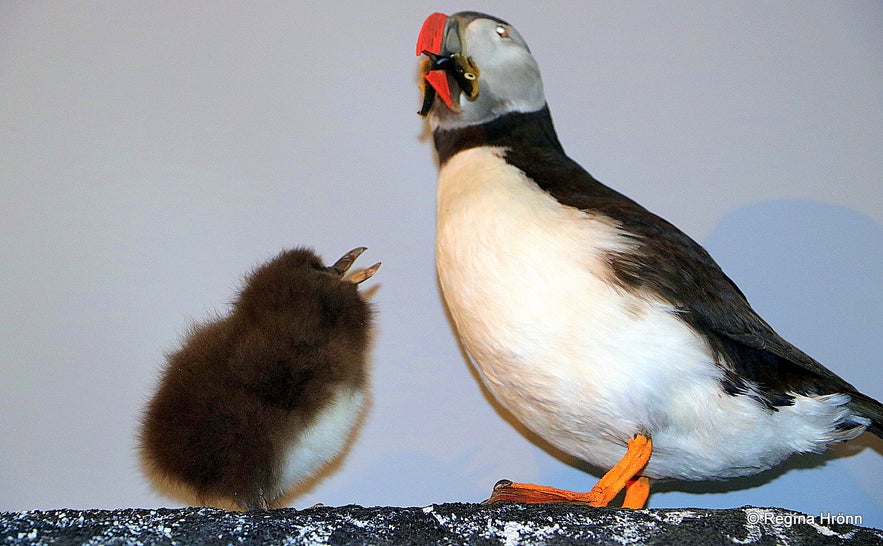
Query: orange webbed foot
486,434,652,509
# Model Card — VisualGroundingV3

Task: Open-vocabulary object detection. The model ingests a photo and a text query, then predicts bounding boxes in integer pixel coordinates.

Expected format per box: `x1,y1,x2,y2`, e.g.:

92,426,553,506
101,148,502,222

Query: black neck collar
432,106,564,165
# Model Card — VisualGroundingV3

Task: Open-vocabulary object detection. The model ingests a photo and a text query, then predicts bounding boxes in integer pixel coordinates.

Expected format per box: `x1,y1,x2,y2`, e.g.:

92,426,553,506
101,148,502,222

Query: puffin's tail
846,392,883,438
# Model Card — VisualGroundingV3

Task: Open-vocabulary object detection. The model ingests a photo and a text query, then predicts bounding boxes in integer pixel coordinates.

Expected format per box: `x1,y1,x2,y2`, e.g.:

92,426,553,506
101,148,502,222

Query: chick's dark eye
495,25,509,39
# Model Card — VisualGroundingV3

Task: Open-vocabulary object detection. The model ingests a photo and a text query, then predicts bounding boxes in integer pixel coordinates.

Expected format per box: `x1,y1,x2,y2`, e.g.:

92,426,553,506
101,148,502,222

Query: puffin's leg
486,434,652,508
622,476,651,509
586,435,652,506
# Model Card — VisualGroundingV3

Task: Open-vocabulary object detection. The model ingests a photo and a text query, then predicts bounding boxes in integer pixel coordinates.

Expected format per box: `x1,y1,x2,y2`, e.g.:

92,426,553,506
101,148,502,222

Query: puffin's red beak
416,12,448,61
416,12,454,111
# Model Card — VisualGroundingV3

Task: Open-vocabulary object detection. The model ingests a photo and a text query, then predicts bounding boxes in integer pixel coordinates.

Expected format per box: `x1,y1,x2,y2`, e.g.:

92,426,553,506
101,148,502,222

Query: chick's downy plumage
140,247,379,511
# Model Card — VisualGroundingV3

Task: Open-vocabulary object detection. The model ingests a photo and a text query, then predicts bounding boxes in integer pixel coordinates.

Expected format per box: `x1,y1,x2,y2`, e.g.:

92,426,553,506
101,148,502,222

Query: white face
430,17,547,130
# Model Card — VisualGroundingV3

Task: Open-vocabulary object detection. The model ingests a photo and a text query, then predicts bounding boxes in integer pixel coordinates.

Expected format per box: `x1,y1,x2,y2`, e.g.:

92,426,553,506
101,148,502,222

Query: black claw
493,479,514,489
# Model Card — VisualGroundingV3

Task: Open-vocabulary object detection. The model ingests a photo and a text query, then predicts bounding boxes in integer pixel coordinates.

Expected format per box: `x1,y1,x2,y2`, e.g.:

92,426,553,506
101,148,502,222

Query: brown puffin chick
140,247,380,511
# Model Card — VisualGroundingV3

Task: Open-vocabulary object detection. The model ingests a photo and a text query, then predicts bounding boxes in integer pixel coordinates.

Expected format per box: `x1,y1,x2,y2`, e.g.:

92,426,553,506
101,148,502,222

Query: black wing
506,142,868,407
434,106,882,432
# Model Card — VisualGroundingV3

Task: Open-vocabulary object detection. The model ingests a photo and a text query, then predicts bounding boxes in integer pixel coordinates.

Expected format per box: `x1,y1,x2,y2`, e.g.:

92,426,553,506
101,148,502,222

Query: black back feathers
434,107,882,433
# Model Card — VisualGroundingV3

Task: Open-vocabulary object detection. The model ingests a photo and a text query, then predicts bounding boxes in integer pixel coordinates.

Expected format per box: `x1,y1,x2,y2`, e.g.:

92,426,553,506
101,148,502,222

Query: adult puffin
416,11,882,508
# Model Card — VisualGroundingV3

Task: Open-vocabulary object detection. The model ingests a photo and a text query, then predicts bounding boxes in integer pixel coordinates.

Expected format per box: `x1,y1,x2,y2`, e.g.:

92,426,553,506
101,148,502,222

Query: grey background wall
2,1,881,527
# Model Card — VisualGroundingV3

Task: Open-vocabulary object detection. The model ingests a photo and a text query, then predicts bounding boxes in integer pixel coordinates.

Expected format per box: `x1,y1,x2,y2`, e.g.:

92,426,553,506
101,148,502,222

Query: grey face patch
429,15,546,130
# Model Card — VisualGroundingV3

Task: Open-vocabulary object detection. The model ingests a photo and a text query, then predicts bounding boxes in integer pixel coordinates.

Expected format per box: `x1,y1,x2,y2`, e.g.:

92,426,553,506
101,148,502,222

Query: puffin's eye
495,25,509,39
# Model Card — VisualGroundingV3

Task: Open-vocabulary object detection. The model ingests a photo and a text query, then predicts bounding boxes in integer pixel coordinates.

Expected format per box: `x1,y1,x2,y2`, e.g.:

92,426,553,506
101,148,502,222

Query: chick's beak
331,247,380,285
416,13,480,117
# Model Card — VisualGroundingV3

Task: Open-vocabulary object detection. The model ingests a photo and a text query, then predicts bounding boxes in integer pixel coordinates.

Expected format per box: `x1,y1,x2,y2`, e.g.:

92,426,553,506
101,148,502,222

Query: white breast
435,147,853,480
276,388,365,497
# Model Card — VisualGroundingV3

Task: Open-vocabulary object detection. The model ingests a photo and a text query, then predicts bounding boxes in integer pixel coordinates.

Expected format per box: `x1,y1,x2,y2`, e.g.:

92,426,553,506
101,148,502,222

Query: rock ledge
2,503,881,545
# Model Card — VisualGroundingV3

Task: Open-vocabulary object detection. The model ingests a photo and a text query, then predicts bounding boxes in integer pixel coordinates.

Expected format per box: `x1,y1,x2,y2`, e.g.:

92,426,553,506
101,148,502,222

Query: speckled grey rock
1,504,880,545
